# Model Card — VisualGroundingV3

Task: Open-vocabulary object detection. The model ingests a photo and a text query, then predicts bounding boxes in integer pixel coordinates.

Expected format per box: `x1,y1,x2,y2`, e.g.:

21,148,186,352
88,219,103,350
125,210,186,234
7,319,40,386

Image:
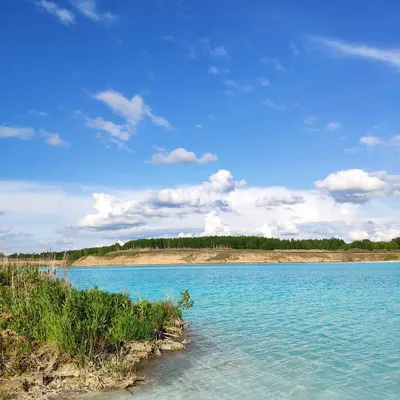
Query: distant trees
8,236,400,263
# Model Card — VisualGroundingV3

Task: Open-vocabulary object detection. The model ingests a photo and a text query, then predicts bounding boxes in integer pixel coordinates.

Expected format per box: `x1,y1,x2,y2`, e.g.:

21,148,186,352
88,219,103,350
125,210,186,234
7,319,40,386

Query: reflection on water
68,263,400,400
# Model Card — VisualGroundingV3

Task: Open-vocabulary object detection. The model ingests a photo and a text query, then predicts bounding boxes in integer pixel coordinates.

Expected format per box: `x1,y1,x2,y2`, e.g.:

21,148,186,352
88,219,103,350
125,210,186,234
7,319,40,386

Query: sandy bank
72,249,400,267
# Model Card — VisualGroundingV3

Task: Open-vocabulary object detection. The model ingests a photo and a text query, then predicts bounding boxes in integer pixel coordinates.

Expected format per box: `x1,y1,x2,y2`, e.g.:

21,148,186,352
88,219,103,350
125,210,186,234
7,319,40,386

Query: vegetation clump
0,264,193,398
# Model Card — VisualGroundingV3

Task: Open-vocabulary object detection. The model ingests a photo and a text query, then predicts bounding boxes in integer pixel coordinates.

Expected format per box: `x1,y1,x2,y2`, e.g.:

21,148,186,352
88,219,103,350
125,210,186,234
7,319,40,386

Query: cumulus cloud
72,0,117,24
0,125,35,140
207,170,246,193
257,193,305,208
78,170,245,231
146,188,204,210
77,193,151,231
41,130,69,147
151,148,217,164
203,211,230,235
36,0,76,25
315,169,389,203
2,168,400,252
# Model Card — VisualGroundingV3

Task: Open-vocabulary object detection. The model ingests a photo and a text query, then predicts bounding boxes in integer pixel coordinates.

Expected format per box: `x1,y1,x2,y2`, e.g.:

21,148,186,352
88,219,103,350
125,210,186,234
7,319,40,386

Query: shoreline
68,249,400,267
1,320,189,400
0,264,193,400
5,249,400,267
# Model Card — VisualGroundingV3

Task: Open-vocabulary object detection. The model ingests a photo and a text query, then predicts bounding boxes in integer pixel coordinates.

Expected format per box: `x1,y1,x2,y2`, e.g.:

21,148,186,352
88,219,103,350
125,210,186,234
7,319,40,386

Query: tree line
7,236,400,263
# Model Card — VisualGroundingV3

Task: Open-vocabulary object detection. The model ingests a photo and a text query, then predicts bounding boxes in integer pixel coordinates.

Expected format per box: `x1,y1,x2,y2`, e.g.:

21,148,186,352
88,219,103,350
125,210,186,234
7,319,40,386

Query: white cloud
208,66,219,74
40,237,74,247
393,135,400,145
313,36,400,68
151,148,218,164
261,57,286,72
203,211,230,236
348,230,371,241
196,124,203,129
72,0,117,24
0,181,92,252
263,98,285,110
316,169,386,192
358,134,400,148
2,167,400,252
36,0,76,25
304,116,318,125
211,46,229,58
360,136,382,146
208,66,229,75
199,38,230,58
222,79,254,95
94,90,171,130
40,130,69,147
77,193,149,231
257,193,305,208
29,109,49,117
207,170,246,193
326,121,341,131
0,125,35,140
289,41,300,56
315,169,388,203
86,117,132,141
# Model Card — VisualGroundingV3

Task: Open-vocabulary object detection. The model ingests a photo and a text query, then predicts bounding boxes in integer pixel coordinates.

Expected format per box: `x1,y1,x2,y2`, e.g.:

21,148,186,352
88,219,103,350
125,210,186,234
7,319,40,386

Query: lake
68,263,400,400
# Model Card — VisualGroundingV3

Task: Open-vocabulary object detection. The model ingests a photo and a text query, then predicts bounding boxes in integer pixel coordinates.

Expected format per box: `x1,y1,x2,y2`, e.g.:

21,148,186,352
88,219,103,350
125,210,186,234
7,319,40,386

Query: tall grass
0,264,188,366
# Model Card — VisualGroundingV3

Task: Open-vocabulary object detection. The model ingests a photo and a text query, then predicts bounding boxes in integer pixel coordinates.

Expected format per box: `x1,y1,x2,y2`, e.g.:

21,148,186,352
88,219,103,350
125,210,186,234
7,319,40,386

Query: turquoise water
68,263,400,400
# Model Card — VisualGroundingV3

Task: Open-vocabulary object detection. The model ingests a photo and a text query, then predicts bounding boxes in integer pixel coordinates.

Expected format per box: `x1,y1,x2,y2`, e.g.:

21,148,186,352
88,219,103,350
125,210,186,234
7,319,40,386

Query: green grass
0,264,191,374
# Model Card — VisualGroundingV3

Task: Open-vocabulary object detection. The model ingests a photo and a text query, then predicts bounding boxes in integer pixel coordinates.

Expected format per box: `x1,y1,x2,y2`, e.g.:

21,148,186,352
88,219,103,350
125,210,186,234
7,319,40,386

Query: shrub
0,265,188,364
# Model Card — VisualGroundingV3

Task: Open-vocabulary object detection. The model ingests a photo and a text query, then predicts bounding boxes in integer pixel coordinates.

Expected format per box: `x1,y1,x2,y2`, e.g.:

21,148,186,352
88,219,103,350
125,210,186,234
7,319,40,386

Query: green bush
0,265,186,363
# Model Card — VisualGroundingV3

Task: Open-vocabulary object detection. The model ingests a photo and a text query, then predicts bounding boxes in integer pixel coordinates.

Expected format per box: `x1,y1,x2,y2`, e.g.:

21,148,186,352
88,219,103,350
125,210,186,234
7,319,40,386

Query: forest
7,236,400,263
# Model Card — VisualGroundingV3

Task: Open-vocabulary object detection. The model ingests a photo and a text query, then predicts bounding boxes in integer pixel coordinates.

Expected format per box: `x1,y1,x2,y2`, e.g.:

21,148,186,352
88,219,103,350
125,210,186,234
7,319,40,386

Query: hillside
72,248,400,266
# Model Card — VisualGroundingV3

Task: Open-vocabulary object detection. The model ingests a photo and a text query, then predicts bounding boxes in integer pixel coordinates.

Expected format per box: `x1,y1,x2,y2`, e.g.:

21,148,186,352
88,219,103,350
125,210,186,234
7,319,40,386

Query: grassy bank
0,264,193,399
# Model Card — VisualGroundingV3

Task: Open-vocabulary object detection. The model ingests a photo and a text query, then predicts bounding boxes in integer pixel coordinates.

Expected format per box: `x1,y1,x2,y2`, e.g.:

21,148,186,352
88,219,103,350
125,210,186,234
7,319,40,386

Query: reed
0,264,191,376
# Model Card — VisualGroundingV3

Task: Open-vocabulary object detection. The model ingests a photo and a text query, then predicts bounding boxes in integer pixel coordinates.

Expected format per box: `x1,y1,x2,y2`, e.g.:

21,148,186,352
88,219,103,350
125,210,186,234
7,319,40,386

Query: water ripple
69,263,400,400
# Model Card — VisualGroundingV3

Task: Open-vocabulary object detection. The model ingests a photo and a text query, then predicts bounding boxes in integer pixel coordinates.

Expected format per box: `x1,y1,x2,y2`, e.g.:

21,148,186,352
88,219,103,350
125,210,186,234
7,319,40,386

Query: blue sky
1,0,400,252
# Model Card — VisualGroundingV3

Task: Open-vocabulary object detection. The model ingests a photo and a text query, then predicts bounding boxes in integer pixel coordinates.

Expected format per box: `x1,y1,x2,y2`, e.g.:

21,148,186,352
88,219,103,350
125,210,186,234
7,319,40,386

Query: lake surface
68,263,400,400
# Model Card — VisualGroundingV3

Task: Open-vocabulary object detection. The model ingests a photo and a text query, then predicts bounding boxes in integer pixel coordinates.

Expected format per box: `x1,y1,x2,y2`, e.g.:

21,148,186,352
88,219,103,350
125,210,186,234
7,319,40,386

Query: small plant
176,289,194,312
